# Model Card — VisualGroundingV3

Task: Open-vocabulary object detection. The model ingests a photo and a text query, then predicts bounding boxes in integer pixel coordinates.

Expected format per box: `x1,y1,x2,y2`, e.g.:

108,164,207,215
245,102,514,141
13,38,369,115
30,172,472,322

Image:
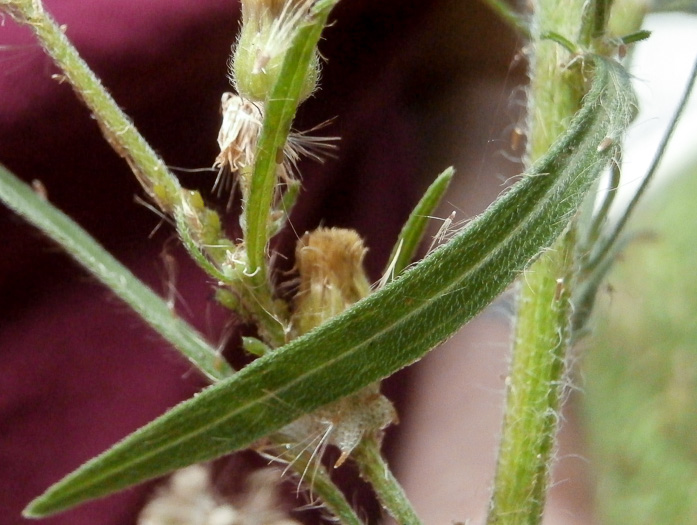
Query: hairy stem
487,0,606,522
265,442,365,525
487,236,575,524
0,0,250,293
1,0,179,211
242,0,339,341
354,438,423,525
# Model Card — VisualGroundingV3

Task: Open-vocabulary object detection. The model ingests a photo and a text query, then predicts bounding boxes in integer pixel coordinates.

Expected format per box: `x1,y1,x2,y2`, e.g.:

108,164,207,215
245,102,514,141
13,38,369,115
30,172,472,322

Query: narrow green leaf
384,166,454,281
620,29,652,45
0,165,233,383
24,55,636,518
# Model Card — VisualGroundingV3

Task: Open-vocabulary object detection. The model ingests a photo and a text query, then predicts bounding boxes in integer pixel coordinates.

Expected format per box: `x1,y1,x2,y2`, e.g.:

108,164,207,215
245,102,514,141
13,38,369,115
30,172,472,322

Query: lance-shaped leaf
24,55,636,518
383,166,455,281
0,165,233,383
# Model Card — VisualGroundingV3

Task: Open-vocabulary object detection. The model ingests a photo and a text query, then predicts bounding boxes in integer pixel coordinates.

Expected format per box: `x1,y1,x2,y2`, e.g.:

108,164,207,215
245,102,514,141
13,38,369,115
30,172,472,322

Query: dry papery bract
213,93,336,195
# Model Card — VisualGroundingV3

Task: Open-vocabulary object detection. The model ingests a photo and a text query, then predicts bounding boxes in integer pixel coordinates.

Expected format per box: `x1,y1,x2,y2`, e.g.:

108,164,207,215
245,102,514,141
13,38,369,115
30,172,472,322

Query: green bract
233,0,320,102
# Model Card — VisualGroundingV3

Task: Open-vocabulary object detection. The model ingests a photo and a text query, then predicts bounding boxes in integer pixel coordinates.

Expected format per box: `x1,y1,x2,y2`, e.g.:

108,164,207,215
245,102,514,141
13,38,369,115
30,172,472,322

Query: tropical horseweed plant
2,0,692,523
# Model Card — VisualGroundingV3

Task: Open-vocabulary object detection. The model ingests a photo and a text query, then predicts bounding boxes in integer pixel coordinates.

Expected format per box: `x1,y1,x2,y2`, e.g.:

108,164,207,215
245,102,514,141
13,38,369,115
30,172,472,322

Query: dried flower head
214,93,263,176
213,93,336,194
291,228,371,335
280,228,396,468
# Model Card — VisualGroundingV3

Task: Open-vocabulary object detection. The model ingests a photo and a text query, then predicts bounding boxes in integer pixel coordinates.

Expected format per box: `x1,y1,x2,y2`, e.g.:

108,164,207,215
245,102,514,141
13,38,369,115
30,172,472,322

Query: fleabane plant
1,0,683,524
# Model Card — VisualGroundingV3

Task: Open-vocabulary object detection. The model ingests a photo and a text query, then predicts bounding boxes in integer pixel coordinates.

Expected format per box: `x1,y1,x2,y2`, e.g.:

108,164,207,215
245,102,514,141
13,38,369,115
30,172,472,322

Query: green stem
580,0,613,46
487,236,575,524
1,0,179,211
0,0,242,281
243,0,339,309
487,0,601,522
353,438,423,525
264,441,365,525
234,0,341,346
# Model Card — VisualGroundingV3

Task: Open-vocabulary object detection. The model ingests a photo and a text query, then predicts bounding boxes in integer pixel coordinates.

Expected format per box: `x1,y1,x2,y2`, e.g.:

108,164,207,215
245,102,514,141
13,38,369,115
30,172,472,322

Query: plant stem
242,0,339,338
487,1,594,523
1,0,179,212
0,1,240,272
263,441,365,525
353,437,423,525
487,237,575,524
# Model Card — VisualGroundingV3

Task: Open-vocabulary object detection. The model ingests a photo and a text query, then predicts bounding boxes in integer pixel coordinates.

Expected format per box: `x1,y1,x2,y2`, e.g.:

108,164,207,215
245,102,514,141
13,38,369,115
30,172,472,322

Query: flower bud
291,228,371,336
284,228,397,468
232,0,319,102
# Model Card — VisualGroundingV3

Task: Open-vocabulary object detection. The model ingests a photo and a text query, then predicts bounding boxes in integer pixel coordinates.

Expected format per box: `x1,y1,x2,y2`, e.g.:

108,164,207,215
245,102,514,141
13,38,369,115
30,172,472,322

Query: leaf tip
21,482,76,519
22,497,49,519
